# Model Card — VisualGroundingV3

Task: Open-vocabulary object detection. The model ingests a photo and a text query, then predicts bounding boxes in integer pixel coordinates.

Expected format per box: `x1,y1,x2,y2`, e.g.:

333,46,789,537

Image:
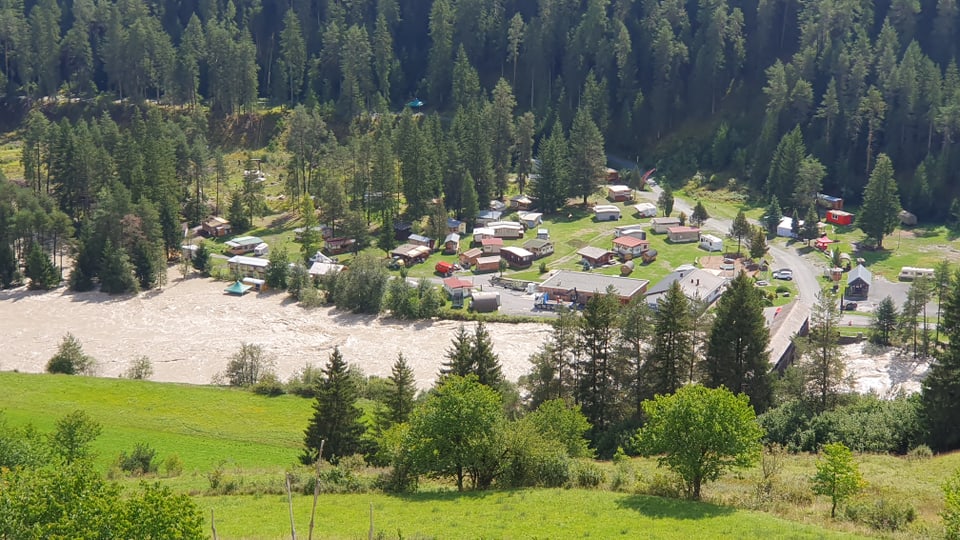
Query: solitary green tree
749,226,768,260
384,353,417,425
635,385,764,500
658,185,675,217
802,290,845,412
46,333,96,375
871,296,898,346
302,347,365,463
703,272,773,412
764,195,783,234
406,375,505,491
811,442,865,518
691,201,709,227
730,210,751,254
856,153,901,249
51,410,102,464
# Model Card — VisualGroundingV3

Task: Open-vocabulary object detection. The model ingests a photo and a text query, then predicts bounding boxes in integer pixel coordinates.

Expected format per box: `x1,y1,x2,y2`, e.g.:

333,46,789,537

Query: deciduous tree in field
635,385,764,500
810,442,865,518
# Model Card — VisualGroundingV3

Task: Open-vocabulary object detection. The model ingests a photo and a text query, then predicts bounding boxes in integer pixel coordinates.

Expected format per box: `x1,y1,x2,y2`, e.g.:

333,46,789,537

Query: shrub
570,459,606,489
46,333,96,375
124,355,153,380
299,286,327,307
118,442,158,476
538,261,548,274
775,285,789,294
252,372,286,396
844,498,916,531
224,343,274,387
907,444,933,461
286,363,323,397
163,453,184,477
207,461,239,495
639,471,683,499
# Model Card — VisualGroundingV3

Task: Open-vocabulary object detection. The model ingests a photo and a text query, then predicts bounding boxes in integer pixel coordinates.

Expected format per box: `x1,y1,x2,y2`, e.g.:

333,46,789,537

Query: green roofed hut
225,280,253,295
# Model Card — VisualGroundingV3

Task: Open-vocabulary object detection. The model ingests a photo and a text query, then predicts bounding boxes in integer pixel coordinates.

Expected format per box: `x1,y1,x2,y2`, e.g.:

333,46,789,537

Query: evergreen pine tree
0,241,17,287
648,281,693,394
576,287,621,436
265,248,290,290
802,204,821,244
702,272,772,412
857,154,902,249
871,296,898,346
24,242,59,290
471,322,503,388
922,267,960,451
802,290,845,412
302,347,365,463
192,242,210,274
99,239,138,294
764,195,783,234
749,227,768,260
657,185,674,216
730,211,750,254
440,325,474,378
385,353,416,425
691,201,709,227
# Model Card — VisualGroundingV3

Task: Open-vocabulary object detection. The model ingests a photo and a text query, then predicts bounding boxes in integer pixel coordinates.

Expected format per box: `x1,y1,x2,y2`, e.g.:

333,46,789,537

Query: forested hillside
0,0,959,213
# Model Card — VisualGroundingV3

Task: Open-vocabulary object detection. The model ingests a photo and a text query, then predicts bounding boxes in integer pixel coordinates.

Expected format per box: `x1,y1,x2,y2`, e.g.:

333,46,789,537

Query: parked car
844,301,858,311
755,280,770,287
774,269,793,280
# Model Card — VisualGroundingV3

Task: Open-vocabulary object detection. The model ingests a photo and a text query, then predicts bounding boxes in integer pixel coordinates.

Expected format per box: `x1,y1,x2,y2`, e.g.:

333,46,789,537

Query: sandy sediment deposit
0,269,549,390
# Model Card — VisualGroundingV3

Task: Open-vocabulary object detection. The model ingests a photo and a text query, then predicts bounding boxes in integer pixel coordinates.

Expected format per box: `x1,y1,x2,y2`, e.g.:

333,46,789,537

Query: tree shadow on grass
615,494,735,520
386,490,496,504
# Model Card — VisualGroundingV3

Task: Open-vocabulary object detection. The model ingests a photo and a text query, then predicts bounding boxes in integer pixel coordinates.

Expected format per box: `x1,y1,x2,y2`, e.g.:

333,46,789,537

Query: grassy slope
0,371,311,471
205,489,863,540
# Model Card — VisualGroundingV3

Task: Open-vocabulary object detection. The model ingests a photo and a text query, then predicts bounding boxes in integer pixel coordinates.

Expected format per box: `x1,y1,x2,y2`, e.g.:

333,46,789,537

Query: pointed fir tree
302,347,365,464
440,324,474,378
99,239,138,294
648,281,693,395
576,286,621,436
25,242,59,290
702,272,772,412
856,154,901,249
871,296,898,346
802,290,845,412
658,185,675,216
691,201,709,227
730,211,751,254
385,353,417,425
802,204,821,244
471,322,503,388
764,195,783,234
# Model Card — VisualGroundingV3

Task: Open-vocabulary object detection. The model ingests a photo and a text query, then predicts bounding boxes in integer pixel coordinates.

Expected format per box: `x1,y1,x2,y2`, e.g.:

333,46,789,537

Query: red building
826,210,854,226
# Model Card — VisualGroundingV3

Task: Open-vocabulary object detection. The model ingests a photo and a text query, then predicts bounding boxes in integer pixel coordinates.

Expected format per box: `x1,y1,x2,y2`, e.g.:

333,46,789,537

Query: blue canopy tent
406,98,424,109
225,280,253,295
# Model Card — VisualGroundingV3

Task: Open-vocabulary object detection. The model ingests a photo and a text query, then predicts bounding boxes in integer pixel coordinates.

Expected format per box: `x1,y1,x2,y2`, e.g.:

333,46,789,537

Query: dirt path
0,268,550,390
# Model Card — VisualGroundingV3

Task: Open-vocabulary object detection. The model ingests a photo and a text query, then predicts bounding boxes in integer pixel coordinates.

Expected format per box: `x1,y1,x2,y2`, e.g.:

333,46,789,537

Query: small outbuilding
537,228,550,240
474,255,502,273
202,216,232,237
501,246,535,269
612,236,650,259
225,236,264,255
699,234,723,252
667,226,700,243
825,210,854,226
577,246,615,267
390,244,431,265
651,217,681,233
510,195,534,211
523,238,555,258
324,237,356,255
846,264,872,299
641,249,658,264
476,210,503,226
443,276,474,298
633,202,658,218
394,221,413,241
308,261,344,277
459,247,483,267
443,233,460,254
490,221,524,239
470,291,501,312
899,210,918,226
481,237,503,254
408,234,435,250
607,185,633,202
816,193,844,210
777,217,797,238
473,227,495,243
447,217,467,234
593,205,622,222
614,225,647,239
518,212,543,229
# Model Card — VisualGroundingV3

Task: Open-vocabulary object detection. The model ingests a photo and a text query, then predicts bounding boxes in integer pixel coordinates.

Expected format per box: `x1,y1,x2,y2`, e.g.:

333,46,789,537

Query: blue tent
225,280,252,295
407,98,424,108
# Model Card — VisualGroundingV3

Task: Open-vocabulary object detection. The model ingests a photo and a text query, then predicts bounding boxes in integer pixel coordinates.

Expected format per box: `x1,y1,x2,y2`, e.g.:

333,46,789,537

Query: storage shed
443,233,460,254
459,248,483,267
523,238,555,258
826,210,854,226
651,217,681,233
667,226,700,243
470,291,501,312
518,212,543,229
577,246,615,267
816,193,844,210
846,264,872,299
474,255,502,273
501,246,535,268
607,185,633,202
899,210,918,226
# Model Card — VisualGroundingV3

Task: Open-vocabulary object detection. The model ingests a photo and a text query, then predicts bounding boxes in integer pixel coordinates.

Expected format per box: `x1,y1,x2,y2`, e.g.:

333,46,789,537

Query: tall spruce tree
385,353,416,425
648,281,693,395
922,267,960,451
802,290,845,412
764,195,783,234
576,287,621,437
871,296,898,346
302,347,365,463
730,210,750,254
702,272,772,412
471,322,503,389
441,324,474,378
532,126,569,214
857,154,901,249
568,106,606,205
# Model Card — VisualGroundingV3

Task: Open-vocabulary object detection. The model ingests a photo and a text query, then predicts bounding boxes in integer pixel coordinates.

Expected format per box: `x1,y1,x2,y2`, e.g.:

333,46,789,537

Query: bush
46,333,96,375
844,498,916,531
907,444,933,461
118,442,158,476
570,459,606,489
639,471,684,499
286,363,323,397
163,453,184,477
207,461,239,495
224,343,275,387
299,286,327,307
124,355,153,380
538,261,548,274
252,372,286,396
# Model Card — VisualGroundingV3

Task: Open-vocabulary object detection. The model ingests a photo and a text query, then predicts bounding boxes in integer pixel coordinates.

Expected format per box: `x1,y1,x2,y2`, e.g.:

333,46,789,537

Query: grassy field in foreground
0,371,312,472
201,489,864,540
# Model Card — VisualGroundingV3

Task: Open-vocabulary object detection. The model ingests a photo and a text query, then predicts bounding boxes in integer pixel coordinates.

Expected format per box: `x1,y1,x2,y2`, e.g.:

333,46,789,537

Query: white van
898,266,934,281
